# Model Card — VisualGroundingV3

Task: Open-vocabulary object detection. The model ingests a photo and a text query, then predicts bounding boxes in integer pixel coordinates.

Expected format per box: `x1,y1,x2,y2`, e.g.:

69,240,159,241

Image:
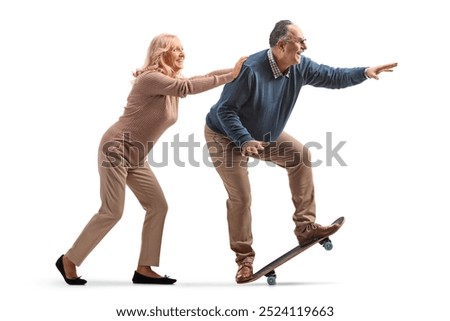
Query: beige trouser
65,149,167,267
205,125,316,264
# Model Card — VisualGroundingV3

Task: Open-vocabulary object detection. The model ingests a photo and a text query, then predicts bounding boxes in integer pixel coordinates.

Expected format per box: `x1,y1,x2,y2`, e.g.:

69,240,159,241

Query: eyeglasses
287,37,307,45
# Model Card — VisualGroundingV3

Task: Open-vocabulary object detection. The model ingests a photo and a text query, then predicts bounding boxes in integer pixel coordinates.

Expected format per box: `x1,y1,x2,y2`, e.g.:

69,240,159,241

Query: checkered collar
267,49,290,79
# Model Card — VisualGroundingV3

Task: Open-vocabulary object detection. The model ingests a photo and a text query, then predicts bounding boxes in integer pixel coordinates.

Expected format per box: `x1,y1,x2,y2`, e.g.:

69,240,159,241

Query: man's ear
277,39,286,51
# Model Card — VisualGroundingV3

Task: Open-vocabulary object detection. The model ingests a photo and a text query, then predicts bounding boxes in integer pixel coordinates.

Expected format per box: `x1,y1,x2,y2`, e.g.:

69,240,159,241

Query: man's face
283,25,307,65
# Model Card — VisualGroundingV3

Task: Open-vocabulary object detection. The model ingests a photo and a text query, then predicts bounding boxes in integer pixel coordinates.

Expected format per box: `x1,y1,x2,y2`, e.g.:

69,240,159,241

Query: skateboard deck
239,216,345,285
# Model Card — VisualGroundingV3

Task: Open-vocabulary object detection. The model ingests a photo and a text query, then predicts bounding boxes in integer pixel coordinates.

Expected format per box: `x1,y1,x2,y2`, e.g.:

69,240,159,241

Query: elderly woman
56,33,246,285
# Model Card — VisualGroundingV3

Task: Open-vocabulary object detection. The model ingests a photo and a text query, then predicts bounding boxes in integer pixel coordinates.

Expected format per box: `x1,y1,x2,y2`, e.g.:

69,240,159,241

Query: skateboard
239,216,345,285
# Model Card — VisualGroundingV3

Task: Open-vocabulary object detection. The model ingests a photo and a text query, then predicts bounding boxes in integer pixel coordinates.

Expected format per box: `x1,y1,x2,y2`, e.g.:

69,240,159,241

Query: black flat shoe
132,271,176,284
55,255,87,285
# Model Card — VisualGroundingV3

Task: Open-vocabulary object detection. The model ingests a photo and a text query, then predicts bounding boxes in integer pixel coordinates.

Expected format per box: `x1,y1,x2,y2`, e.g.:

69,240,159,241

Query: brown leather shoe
235,262,253,283
296,222,341,247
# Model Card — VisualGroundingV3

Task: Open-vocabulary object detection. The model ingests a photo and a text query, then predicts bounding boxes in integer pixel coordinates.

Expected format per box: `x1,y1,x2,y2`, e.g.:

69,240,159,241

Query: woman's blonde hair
133,33,181,79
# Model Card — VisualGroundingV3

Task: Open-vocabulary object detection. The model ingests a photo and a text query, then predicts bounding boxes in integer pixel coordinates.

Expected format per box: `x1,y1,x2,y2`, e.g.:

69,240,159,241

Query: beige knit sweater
99,69,234,166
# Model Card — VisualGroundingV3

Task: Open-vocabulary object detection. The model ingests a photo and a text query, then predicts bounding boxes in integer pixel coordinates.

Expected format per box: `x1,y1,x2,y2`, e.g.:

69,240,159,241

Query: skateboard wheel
322,240,333,251
267,276,277,285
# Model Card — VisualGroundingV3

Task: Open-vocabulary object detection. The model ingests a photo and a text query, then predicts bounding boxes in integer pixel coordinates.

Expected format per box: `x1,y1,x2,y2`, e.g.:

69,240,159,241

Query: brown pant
65,150,167,267
205,125,316,264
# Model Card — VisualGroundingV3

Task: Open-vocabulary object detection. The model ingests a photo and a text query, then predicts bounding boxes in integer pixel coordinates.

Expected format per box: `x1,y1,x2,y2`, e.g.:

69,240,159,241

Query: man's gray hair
269,20,293,47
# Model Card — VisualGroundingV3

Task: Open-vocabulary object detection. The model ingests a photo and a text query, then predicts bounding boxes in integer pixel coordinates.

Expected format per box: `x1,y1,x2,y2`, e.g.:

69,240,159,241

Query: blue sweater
205,49,367,147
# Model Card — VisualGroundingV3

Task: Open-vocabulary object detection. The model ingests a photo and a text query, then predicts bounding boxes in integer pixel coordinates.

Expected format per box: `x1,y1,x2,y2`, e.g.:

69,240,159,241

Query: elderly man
204,20,397,283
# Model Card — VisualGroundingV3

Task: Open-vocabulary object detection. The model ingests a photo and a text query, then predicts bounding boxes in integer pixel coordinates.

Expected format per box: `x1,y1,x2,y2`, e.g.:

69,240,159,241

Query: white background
1,0,449,320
